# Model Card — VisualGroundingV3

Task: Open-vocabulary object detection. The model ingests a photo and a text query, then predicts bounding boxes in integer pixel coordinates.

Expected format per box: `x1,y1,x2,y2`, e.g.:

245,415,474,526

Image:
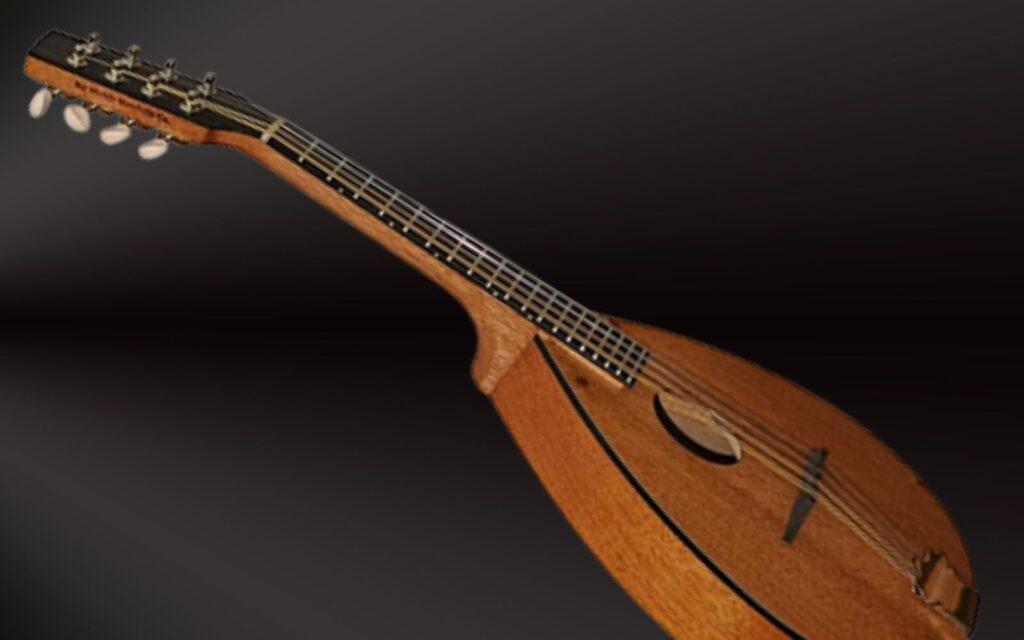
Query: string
79,51,919,580
636,357,918,576
250,110,922,578
261,120,651,375
213,102,923,578
259,117,921,575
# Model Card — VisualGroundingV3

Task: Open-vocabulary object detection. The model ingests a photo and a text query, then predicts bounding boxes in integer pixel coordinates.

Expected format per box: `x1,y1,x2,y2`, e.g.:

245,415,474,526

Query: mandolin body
487,320,974,640
22,33,979,639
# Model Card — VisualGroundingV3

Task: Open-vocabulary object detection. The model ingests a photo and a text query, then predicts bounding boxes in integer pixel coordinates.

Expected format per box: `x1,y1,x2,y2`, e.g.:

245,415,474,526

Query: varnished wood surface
213,131,538,393
493,329,972,639
24,56,213,145
493,341,788,639
24,55,538,392
26,53,975,639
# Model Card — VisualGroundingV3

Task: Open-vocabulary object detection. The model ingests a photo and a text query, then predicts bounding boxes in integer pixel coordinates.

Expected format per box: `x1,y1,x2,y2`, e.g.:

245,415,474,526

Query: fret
470,250,504,288
568,306,588,339
574,311,600,351
545,295,571,332
445,235,465,263
549,300,573,336
539,291,569,329
560,304,583,341
466,245,487,276
520,279,542,313
403,205,424,233
379,189,399,216
424,219,445,248
590,323,614,361
259,117,285,143
297,139,318,164
572,307,595,345
603,326,625,356
484,257,506,288
622,344,647,376
581,319,602,356
626,342,646,369
631,347,650,379
358,173,378,198
604,332,628,371
536,289,555,321
504,269,524,301
327,157,348,184
535,286,560,322
280,122,310,145
343,162,371,190
275,118,646,386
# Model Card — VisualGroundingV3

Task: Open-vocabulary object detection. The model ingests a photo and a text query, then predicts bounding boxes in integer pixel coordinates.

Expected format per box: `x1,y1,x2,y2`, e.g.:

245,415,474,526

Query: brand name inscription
73,79,172,125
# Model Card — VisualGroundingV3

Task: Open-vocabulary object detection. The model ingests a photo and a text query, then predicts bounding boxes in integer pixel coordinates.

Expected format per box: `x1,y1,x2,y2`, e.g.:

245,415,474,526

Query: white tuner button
28,87,54,119
63,103,92,133
138,136,170,160
100,122,132,145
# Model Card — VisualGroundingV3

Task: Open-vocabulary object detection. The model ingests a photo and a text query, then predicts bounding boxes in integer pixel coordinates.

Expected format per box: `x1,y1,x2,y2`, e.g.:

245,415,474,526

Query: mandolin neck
225,116,649,386
19,29,649,388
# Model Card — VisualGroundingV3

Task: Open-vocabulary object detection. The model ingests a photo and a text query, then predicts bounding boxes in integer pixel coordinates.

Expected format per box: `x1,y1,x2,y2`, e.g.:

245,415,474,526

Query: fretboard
264,119,649,385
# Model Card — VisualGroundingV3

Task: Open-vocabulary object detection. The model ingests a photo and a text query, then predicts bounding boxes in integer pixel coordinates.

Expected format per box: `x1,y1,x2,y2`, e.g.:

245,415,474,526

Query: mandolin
24,30,979,639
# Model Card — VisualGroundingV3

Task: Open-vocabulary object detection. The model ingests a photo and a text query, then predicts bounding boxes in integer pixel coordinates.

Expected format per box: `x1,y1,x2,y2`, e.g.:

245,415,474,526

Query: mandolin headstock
23,30,274,159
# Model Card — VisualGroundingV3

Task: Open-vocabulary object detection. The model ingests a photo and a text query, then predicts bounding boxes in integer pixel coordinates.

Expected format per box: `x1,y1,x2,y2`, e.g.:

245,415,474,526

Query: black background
1,1,1021,637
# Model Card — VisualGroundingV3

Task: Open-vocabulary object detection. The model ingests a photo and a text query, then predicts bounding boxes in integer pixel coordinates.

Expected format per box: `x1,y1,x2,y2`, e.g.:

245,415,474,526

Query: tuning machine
159,58,177,82
104,44,142,84
115,44,142,68
66,32,101,68
27,86,59,119
180,72,216,114
100,119,135,146
140,59,177,98
63,102,96,133
198,72,216,97
138,134,173,160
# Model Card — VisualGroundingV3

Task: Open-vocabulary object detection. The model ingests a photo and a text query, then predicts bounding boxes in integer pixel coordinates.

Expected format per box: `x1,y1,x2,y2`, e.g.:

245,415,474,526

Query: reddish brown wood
24,55,538,393
26,54,977,638
493,330,972,639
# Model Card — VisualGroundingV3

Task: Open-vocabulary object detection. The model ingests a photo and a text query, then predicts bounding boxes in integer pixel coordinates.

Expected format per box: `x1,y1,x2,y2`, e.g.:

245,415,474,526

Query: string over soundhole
654,390,743,464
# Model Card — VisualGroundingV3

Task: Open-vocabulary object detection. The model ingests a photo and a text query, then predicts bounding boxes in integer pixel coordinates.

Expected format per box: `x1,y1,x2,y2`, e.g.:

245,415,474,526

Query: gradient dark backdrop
2,1,1021,638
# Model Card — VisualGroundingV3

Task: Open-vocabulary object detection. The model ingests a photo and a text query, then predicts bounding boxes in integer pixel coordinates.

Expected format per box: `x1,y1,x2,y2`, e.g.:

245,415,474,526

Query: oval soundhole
654,391,742,465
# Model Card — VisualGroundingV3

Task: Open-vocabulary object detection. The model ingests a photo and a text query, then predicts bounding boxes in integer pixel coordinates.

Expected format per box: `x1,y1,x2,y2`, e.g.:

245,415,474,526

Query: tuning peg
28,87,55,119
198,71,217,96
100,121,133,145
107,45,143,83
125,45,141,65
84,32,102,53
138,135,171,161
68,32,101,68
63,103,93,133
159,58,177,81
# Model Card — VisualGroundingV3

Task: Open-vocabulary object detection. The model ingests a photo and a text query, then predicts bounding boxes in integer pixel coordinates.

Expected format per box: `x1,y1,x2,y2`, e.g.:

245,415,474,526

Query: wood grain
24,56,213,144
492,339,787,639
215,131,538,393
24,54,537,393
27,53,976,639
491,329,972,639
